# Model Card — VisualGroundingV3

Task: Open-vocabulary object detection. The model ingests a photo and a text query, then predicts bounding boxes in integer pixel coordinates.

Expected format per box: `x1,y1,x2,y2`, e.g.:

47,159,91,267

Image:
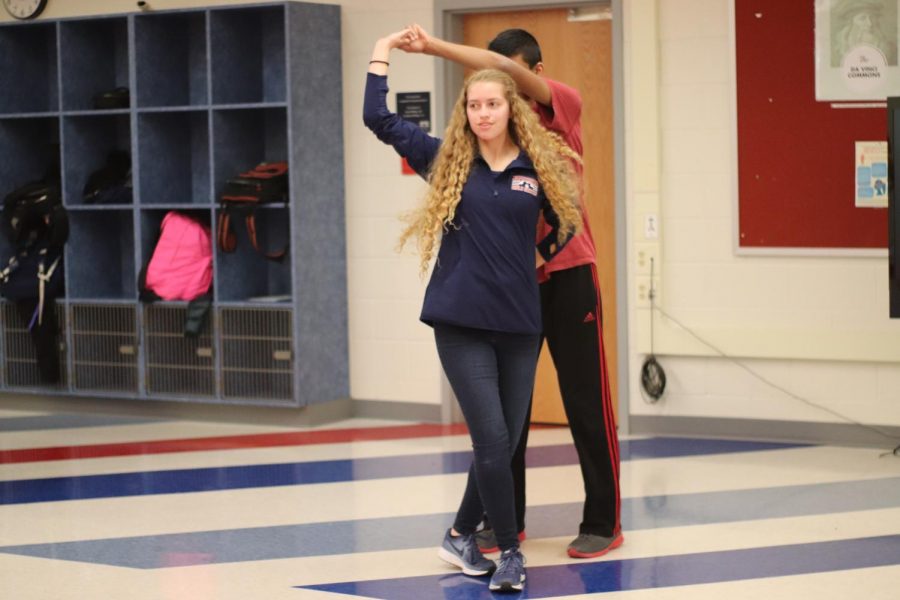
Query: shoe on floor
566,531,624,559
474,528,526,554
437,529,496,576
489,547,526,592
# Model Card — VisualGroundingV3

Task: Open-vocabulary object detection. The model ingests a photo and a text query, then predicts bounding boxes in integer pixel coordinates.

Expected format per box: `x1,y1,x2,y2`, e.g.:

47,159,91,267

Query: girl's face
466,81,511,144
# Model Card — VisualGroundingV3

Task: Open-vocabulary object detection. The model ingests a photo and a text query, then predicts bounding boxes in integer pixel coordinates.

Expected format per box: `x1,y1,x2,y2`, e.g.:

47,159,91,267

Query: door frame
433,0,630,435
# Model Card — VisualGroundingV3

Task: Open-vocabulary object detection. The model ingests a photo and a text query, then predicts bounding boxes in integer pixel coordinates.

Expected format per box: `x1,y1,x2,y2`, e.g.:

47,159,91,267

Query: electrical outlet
643,213,659,239
636,276,661,308
635,244,660,276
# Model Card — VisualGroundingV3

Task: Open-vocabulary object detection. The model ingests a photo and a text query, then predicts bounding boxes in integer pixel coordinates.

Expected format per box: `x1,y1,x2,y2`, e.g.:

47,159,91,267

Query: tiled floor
1,409,899,599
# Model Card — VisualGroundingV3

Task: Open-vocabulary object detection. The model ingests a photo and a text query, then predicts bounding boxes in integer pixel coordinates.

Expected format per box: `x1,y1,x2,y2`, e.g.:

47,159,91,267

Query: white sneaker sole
488,575,525,592
437,547,493,576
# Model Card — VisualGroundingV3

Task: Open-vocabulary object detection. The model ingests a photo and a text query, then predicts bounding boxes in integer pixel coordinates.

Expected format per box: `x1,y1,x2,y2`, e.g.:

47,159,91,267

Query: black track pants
510,264,621,537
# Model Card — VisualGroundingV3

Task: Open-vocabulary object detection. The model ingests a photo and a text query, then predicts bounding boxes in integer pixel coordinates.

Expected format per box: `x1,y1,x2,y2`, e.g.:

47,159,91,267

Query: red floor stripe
0,423,471,465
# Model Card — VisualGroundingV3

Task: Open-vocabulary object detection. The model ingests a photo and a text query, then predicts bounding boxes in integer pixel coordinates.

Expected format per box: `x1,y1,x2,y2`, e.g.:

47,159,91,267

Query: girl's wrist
375,37,395,52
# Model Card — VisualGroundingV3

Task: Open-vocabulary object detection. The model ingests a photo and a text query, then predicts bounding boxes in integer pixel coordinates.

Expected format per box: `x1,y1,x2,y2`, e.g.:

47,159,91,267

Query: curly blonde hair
398,69,583,276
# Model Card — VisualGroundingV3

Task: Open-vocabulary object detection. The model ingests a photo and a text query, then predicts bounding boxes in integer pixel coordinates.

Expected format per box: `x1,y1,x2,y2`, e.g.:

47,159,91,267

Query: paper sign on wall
855,141,888,208
815,0,900,101
397,92,431,176
397,92,431,132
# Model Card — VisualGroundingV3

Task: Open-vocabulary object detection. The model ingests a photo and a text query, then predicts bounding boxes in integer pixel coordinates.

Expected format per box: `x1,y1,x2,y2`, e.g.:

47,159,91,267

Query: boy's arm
407,24,552,108
535,200,573,263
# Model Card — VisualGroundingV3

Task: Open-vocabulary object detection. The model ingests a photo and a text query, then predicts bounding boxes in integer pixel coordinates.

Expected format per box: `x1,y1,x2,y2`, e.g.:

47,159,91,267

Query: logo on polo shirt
511,175,539,197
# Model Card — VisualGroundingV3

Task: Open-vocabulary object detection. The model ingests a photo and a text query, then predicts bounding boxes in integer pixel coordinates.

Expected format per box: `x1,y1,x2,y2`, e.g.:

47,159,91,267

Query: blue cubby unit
59,17,130,112
66,210,136,300
143,304,215,398
62,114,132,206
137,111,209,205
210,5,286,105
70,303,138,394
134,12,208,108
215,206,290,302
0,23,58,114
1,302,67,390
0,3,346,409
220,307,293,402
0,117,59,196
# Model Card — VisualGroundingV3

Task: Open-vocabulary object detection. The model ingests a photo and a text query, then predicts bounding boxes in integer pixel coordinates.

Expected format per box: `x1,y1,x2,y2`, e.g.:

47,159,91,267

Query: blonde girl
364,28,581,594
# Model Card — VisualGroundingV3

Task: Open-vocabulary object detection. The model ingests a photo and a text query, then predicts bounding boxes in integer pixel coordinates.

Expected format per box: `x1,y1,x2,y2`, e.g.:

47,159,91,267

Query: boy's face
509,53,543,103
510,53,543,75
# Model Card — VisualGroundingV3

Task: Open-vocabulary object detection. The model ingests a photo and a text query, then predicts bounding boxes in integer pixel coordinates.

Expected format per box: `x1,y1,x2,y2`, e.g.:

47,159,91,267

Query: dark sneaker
438,529,496,576
475,528,526,554
489,547,526,592
566,532,624,559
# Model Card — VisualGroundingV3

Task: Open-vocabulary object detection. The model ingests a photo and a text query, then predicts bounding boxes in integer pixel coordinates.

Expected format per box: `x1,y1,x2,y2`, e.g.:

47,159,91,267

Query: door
463,7,617,424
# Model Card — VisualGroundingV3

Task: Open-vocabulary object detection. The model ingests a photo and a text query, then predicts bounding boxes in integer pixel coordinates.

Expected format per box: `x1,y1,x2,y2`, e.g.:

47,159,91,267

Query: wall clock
3,0,48,20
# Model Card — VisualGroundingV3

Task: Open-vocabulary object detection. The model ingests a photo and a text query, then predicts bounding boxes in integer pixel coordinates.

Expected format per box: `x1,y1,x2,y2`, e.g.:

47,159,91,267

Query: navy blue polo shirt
363,73,567,335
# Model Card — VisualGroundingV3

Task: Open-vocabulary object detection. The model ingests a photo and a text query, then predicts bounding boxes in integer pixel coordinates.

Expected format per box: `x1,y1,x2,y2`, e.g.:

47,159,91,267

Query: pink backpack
144,212,212,301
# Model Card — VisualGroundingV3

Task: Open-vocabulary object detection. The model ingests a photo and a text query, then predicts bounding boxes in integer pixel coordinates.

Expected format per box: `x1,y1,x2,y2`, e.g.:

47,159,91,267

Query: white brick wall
630,0,900,428
341,3,440,405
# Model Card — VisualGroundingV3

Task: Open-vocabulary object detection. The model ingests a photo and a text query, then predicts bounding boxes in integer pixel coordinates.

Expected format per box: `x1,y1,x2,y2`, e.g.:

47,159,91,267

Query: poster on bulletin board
855,141,888,207
736,0,888,249
815,0,900,101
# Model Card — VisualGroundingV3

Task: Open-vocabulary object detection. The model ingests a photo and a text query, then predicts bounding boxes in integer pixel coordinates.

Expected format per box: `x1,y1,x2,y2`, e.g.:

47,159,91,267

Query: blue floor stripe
302,534,900,599
3,475,896,569
0,437,804,505
0,414,170,432
613,437,803,463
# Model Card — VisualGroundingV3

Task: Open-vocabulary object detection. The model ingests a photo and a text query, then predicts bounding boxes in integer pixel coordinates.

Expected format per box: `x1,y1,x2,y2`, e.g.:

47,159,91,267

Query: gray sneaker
475,527,498,553
475,527,526,553
489,547,526,592
438,529,496,576
567,532,624,558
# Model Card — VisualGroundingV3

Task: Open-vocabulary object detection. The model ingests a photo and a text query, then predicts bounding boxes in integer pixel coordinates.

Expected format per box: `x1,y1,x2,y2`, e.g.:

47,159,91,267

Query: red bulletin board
736,0,887,249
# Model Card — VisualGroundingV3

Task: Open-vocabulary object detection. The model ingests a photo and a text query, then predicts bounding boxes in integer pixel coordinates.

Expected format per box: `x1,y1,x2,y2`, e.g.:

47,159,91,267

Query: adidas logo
583,312,596,323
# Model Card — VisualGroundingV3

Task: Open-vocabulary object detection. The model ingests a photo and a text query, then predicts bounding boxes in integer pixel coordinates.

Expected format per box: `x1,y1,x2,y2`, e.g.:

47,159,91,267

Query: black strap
216,207,238,253
217,203,287,261
244,213,287,261
184,293,212,338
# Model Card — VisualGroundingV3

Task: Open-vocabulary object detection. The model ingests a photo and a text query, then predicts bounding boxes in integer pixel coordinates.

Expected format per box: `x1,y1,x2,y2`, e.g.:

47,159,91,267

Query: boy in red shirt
402,26,622,558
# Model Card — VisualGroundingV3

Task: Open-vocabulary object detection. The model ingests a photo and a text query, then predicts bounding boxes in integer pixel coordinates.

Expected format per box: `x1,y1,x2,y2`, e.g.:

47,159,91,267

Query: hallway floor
1,408,899,599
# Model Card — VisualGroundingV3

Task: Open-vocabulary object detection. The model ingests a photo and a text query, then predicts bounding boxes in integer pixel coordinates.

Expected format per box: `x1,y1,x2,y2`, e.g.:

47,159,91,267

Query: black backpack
0,177,68,308
2,179,67,251
216,162,289,261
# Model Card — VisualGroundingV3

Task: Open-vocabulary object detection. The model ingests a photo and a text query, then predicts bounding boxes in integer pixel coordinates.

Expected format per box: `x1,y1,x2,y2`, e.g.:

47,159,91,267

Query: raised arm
363,29,441,177
405,24,552,108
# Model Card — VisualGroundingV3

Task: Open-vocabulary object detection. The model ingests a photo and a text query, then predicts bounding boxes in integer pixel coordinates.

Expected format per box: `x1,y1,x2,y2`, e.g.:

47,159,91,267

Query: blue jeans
434,323,540,552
